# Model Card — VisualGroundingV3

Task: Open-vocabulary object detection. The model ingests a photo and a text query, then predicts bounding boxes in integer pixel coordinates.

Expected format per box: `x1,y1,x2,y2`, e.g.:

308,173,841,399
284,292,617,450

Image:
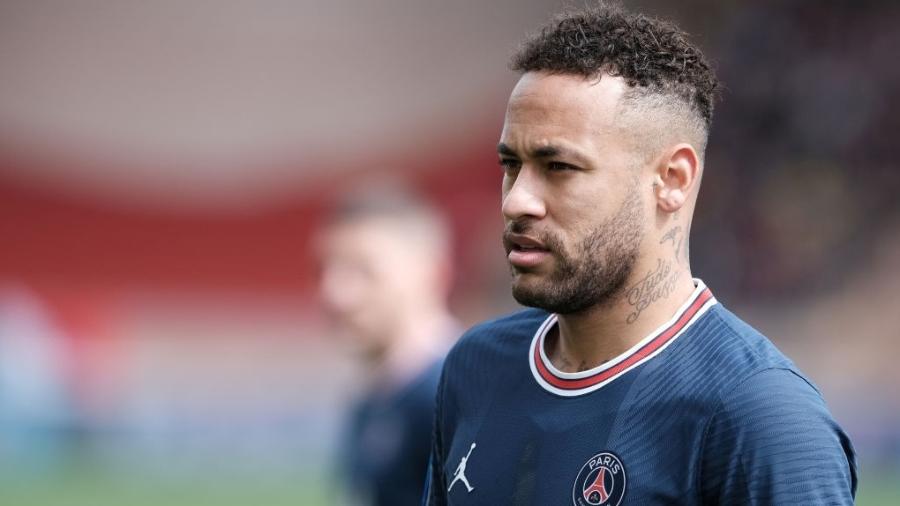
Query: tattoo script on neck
552,350,592,373
624,258,679,324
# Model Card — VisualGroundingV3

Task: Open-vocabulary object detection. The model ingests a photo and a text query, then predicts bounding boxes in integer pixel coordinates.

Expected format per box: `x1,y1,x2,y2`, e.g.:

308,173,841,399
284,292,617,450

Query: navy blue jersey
424,281,857,505
341,358,443,506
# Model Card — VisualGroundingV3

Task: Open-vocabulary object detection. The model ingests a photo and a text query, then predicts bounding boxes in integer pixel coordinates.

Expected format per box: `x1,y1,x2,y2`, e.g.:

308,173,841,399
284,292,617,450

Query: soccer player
424,5,857,505
316,187,459,506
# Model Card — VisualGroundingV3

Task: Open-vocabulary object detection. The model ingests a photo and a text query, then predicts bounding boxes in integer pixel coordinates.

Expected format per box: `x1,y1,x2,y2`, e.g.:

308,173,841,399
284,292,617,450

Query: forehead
321,216,399,245
317,217,393,259
319,215,440,261
502,72,627,144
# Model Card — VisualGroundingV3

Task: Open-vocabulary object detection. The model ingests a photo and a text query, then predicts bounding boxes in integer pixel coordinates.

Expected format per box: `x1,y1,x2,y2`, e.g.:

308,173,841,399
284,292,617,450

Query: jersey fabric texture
424,280,857,505
341,358,443,506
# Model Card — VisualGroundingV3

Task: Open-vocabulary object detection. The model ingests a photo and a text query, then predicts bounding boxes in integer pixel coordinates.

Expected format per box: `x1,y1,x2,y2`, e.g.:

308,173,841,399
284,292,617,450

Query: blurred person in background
316,186,459,506
0,284,71,469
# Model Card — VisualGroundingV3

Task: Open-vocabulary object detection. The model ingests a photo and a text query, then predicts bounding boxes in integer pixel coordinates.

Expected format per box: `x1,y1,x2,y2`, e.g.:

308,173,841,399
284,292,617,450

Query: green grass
0,468,334,506
857,470,900,506
1,463,896,506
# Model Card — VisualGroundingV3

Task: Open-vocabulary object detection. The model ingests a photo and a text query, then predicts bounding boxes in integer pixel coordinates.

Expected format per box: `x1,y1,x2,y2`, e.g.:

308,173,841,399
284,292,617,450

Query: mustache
502,221,563,253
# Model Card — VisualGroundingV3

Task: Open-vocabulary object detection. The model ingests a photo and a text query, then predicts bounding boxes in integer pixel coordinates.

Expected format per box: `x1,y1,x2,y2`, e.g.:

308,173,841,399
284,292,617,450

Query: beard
505,187,644,315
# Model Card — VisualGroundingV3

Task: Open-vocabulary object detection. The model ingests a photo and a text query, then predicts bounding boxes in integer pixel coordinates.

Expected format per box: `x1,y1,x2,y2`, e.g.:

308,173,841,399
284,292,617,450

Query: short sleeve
699,367,857,505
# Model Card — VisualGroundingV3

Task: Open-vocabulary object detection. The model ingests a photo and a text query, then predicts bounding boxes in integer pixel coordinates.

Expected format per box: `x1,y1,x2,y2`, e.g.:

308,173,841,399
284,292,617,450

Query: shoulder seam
707,309,767,361
707,310,822,396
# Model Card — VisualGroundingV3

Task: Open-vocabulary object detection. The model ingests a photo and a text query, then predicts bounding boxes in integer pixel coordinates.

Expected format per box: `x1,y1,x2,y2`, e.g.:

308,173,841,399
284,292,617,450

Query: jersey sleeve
422,367,448,506
699,367,857,505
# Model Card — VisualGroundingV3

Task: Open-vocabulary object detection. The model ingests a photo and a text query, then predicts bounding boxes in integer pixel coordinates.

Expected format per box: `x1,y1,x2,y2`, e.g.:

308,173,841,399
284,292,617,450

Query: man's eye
547,162,575,171
499,159,521,172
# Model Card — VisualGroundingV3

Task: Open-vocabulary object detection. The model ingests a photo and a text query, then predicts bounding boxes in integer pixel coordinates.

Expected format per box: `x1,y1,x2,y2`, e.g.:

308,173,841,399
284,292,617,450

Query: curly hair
511,3,719,130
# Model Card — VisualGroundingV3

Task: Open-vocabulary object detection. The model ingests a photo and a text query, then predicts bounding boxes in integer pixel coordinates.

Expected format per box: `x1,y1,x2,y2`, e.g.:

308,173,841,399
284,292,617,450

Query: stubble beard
508,188,644,315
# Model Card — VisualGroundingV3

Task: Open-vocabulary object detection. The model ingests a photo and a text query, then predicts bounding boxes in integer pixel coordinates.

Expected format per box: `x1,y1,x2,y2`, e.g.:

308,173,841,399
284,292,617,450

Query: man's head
499,4,719,314
316,187,452,358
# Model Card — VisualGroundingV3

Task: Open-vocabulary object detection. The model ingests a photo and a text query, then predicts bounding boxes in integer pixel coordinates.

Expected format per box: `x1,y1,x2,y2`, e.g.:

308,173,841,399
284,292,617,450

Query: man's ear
653,143,700,213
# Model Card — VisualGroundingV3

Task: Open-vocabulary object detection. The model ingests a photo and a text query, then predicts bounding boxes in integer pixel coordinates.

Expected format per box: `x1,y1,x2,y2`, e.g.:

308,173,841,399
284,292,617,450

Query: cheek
323,274,374,323
552,193,626,253
552,188,605,232
365,253,424,306
339,276,396,335
320,258,394,316
563,172,640,223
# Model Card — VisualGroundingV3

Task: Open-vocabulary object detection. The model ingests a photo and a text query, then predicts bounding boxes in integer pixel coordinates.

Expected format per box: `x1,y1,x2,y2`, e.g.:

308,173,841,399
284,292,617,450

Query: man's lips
505,233,552,268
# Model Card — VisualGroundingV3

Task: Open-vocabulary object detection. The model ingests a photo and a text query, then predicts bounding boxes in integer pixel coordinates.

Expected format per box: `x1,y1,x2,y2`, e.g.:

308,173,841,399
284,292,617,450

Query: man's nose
502,167,547,221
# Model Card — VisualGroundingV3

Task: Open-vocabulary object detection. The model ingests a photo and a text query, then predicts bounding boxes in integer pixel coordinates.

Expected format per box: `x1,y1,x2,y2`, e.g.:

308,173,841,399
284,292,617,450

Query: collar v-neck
529,279,717,397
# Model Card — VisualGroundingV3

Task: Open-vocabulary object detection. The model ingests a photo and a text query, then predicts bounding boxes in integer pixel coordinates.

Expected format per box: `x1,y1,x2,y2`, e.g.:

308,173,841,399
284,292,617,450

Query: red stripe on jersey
535,288,713,390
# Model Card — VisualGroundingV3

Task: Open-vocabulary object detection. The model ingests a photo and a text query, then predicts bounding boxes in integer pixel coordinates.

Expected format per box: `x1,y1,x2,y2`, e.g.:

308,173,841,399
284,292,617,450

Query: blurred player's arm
699,367,857,505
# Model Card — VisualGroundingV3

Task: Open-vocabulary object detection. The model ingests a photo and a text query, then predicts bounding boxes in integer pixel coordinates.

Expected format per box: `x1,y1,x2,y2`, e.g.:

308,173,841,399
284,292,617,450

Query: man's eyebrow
497,143,517,157
498,142,587,163
532,146,561,158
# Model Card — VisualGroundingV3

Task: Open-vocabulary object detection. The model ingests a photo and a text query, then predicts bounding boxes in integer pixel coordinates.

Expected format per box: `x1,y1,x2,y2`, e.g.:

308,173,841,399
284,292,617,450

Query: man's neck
548,263,696,374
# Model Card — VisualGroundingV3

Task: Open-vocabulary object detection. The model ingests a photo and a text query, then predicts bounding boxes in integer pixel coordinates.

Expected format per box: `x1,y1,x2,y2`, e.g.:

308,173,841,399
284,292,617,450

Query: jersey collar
528,279,717,397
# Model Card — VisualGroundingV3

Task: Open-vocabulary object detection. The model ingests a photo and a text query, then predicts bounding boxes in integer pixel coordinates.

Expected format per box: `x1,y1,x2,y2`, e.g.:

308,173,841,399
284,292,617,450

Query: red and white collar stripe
529,279,717,397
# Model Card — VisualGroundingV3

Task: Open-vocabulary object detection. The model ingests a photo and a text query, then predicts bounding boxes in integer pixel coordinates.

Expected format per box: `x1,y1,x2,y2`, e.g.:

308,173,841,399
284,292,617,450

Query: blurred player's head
499,3,719,314
316,185,452,360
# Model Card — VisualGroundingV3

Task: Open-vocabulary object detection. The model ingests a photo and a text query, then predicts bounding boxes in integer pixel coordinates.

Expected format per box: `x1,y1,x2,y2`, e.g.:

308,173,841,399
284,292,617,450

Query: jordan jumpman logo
448,442,476,493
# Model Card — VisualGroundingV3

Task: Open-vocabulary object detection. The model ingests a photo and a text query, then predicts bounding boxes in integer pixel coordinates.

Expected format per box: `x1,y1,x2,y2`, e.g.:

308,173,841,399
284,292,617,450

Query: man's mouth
505,233,552,268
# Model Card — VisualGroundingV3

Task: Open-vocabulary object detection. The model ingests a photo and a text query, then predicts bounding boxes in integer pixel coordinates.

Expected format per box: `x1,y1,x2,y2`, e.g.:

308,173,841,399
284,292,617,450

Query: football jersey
341,358,443,505
424,280,857,505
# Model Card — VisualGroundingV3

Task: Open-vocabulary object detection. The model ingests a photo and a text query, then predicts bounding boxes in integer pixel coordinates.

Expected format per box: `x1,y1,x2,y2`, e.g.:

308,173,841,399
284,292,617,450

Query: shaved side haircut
511,2,720,162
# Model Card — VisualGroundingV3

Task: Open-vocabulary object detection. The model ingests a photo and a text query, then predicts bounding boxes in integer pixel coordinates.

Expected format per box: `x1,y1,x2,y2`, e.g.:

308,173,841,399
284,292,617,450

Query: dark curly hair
511,3,719,130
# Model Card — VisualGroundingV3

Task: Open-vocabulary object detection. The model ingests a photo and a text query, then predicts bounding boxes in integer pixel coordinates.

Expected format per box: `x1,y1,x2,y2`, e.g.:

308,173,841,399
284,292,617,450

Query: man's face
317,218,428,354
499,72,647,314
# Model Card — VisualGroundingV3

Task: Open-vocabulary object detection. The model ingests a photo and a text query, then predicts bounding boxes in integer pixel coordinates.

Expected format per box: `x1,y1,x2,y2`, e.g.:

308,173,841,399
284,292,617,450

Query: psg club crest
572,452,626,506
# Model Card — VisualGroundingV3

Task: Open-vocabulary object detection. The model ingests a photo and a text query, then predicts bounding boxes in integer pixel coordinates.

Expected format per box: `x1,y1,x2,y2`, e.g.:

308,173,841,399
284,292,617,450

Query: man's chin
509,261,551,277
510,277,553,309
509,270,541,292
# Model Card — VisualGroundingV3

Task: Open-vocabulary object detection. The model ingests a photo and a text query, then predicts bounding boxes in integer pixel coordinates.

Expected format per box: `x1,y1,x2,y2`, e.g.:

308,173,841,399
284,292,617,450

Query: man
424,5,857,505
316,187,458,505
